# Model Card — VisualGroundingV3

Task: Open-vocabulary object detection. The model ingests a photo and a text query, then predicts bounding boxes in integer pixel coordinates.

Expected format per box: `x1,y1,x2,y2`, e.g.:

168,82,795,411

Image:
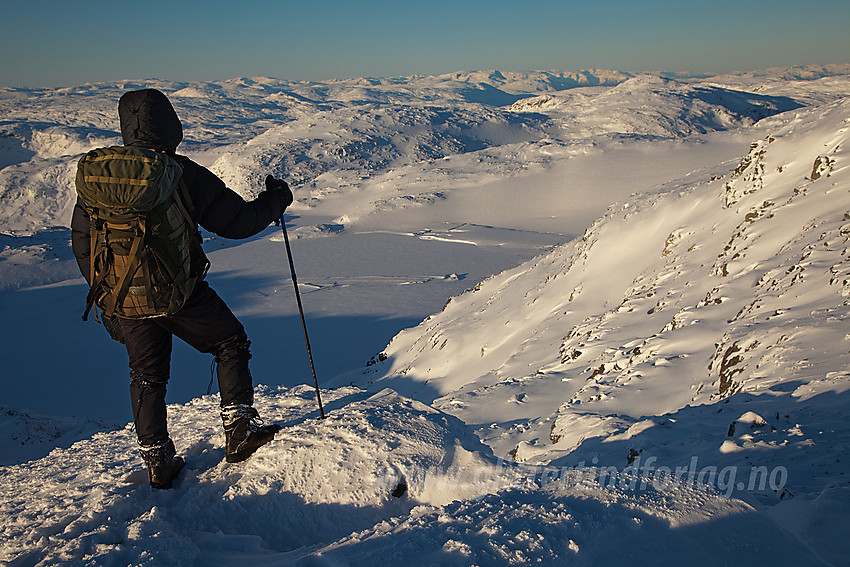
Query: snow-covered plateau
2,64,850,565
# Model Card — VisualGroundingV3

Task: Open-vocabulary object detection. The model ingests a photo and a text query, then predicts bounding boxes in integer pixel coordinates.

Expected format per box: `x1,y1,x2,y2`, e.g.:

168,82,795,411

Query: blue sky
2,0,849,88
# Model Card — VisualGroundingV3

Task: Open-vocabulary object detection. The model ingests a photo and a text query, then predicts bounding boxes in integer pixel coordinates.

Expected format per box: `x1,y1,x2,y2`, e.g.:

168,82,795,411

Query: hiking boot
139,438,185,489
221,404,281,463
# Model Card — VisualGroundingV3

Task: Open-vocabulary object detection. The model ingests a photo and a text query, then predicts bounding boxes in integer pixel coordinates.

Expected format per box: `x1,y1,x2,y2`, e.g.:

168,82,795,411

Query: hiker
71,88,293,489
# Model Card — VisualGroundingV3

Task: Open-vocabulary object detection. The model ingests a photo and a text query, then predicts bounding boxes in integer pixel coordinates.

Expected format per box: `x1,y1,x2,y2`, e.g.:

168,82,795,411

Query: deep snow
2,65,850,565
0,387,830,566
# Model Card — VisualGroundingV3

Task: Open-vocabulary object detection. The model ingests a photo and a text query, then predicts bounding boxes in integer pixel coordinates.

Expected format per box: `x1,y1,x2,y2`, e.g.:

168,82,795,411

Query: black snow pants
118,281,254,446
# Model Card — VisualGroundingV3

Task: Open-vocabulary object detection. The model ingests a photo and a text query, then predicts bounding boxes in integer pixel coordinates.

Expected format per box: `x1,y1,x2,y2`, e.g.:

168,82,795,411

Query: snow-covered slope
352,94,850,563
510,74,802,138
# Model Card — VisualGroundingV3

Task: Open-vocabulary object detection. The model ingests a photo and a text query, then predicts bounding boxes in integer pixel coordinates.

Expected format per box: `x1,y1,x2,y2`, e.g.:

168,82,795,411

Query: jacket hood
118,89,183,150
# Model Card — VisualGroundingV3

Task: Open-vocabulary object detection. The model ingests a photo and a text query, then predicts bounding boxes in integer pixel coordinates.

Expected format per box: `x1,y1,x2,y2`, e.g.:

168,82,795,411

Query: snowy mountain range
2,66,850,565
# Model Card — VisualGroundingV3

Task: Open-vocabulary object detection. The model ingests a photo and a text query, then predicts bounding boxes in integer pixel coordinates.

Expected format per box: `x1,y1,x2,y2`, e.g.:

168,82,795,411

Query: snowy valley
1,65,850,565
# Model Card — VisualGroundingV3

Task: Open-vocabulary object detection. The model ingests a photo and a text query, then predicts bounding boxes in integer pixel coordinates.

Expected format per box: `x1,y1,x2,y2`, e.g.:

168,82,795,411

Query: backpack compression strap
81,211,148,321
103,216,147,319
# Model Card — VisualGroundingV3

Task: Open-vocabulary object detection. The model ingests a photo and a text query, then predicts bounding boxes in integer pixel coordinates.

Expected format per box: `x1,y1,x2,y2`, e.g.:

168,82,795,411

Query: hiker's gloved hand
266,175,293,211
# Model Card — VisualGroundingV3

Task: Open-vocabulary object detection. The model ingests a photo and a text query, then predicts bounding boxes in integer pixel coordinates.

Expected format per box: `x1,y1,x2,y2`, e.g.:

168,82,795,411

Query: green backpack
75,146,206,320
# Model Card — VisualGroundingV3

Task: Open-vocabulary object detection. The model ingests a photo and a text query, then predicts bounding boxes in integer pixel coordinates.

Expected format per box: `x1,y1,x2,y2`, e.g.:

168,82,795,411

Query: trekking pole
279,215,326,419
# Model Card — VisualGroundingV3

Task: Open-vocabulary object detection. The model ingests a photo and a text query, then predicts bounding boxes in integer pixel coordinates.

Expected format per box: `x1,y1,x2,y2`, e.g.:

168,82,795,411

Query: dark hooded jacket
71,88,289,284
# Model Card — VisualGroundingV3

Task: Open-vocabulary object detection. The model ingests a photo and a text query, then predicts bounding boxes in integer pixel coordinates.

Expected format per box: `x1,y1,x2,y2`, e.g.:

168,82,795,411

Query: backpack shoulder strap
173,178,196,226
174,176,211,279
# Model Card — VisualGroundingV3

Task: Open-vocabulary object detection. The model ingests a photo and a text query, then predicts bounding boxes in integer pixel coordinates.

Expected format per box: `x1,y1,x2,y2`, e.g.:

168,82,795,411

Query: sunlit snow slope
355,97,850,560
365,93,850,452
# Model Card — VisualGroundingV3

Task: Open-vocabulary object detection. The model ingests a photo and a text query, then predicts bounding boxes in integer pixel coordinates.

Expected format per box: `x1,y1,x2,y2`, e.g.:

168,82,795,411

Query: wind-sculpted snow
0,386,489,564
0,386,827,566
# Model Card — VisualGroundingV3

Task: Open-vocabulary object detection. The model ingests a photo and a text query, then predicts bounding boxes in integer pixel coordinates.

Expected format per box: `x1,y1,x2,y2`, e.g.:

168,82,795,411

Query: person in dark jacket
71,88,293,489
